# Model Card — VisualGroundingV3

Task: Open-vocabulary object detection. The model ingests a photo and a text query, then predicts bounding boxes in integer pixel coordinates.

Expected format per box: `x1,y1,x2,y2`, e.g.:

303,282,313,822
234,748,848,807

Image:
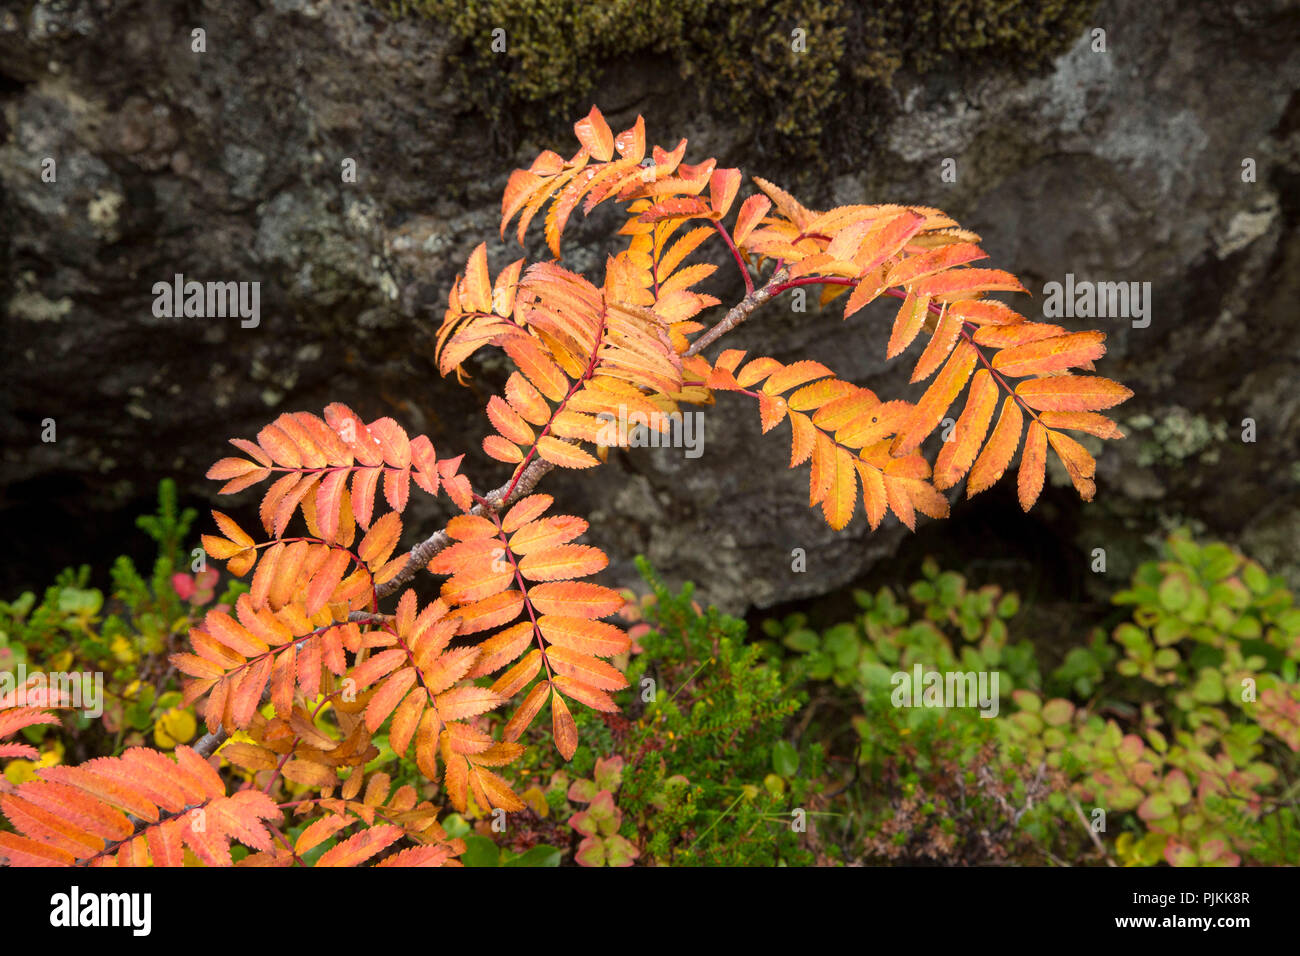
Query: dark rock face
2,0,1297,610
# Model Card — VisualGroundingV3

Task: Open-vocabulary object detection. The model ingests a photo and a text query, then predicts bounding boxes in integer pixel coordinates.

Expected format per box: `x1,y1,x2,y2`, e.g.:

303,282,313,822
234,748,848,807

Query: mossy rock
388,0,1097,167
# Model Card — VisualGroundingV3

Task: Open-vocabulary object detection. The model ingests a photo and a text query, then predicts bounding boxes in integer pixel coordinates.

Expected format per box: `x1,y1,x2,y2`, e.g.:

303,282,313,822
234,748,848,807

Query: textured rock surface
2,0,1297,608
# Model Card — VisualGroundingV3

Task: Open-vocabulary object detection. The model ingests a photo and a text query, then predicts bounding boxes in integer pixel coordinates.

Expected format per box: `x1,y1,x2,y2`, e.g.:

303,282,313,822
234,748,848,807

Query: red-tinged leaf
733,356,780,390
502,169,543,237
441,473,474,512
305,548,352,617
501,494,554,533
175,745,227,801
883,475,916,531
842,274,882,321
270,645,295,717
909,306,961,383
203,678,229,734
229,437,273,468
258,471,300,537
973,322,1066,348
551,675,618,713
257,423,301,469
172,652,226,680
762,360,833,396
212,509,256,549
834,399,911,449
294,814,352,856
855,210,926,276
487,395,536,446
0,830,76,866
949,299,1027,326
389,692,426,758
441,563,516,605
992,331,1106,378
1038,411,1124,439
789,411,815,467
517,544,608,582
473,766,525,812
0,795,104,857
539,616,630,658
383,466,410,515
376,844,457,868
436,686,506,722
574,105,614,161
445,514,498,540
450,590,525,636
468,621,536,678
967,397,1024,497
206,457,262,482
278,759,338,789
756,393,787,433
508,515,588,555
732,194,771,246
502,682,550,742
751,176,814,229
349,649,408,692
638,197,710,223
351,467,380,530
810,389,878,432
0,710,59,743
146,817,186,867
483,435,524,463
535,436,600,469
366,667,418,732
314,470,347,544
358,512,402,568
887,292,930,359
904,477,949,520
887,242,987,287
822,446,858,531
325,403,383,466
709,168,742,217
1047,428,1098,501
918,268,1025,298
933,369,999,489
892,341,977,456
854,460,888,530
215,468,274,496
505,372,552,426
504,336,569,403
316,824,404,867
788,378,858,412
1018,420,1048,511
205,609,269,658
368,418,411,470
296,636,323,701
409,435,440,497
808,432,835,508
0,742,40,759
490,649,543,698
264,539,307,610
461,243,492,314
552,691,579,760
1015,376,1134,412
608,116,645,164
526,581,625,618
229,655,273,728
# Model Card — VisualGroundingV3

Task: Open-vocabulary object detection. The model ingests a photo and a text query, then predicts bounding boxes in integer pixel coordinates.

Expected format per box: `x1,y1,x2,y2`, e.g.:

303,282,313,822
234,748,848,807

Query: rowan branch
685,267,789,358
376,455,554,599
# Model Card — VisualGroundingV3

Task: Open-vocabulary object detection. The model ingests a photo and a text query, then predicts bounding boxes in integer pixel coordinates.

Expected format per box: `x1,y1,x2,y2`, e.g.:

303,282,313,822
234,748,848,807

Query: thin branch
711,219,754,294
685,267,789,358
376,455,554,599
1068,793,1118,867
